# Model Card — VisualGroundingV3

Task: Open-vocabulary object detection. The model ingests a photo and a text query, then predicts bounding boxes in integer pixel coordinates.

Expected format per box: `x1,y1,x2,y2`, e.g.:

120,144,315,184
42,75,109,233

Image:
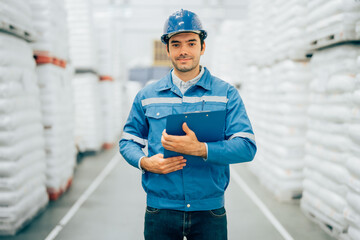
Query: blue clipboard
164,110,226,158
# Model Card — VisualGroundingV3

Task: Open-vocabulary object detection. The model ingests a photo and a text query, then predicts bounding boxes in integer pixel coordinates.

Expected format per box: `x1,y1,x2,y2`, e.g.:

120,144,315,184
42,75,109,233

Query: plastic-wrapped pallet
29,0,69,60
243,61,310,202
301,45,360,239
244,0,308,67
342,53,360,240
92,7,116,78
0,0,35,41
306,0,360,50
73,73,103,152
211,20,246,86
36,63,76,200
65,0,98,70
65,0,103,152
93,7,120,148
29,0,76,200
99,78,117,148
0,32,48,235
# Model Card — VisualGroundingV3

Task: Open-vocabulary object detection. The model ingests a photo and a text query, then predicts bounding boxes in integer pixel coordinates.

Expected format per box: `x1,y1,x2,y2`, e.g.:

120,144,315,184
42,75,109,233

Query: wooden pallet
33,51,67,68
0,18,36,42
308,31,360,51
47,177,73,201
102,142,115,150
301,201,347,238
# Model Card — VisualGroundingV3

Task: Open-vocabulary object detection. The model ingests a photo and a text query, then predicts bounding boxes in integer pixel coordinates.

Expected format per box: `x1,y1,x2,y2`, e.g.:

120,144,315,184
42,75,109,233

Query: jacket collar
156,67,212,92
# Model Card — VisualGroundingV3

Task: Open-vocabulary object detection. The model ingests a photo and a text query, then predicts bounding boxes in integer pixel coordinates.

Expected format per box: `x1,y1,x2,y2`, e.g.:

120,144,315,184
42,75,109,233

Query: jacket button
156,112,160,116
187,204,190,208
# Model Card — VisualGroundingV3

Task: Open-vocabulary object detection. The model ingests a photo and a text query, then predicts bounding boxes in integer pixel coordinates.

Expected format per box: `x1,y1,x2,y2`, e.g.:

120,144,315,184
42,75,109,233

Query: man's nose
179,45,189,55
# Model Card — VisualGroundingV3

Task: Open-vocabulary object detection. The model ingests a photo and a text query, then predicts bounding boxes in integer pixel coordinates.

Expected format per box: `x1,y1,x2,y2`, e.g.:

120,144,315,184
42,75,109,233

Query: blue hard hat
161,9,207,44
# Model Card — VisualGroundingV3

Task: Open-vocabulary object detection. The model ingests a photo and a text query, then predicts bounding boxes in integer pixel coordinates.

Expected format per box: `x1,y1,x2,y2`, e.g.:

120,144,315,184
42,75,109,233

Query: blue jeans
144,206,227,240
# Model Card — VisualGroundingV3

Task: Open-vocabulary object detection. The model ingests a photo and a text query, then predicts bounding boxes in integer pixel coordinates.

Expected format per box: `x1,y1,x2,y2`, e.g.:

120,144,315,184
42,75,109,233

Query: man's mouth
177,56,192,61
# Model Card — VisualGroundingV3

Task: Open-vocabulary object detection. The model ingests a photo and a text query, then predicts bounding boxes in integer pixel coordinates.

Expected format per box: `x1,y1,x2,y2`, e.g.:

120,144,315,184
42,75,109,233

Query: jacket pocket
202,102,226,112
145,106,173,120
145,106,173,145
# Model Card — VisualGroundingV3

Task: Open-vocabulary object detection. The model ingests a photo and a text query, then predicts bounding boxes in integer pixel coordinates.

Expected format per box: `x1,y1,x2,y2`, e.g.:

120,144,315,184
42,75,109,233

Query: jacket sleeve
206,86,257,165
119,93,148,169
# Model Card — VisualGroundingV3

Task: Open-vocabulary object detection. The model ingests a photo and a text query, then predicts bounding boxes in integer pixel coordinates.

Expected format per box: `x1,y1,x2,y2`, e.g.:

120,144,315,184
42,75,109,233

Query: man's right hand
140,154,187,174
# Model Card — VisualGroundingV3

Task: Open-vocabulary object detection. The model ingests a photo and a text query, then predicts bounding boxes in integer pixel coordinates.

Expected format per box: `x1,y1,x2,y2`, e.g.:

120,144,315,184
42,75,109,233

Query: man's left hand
161,122,207,158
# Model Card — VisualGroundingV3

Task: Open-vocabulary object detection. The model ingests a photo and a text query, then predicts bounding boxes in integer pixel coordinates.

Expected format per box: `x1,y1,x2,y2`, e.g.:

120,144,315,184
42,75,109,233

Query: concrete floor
0,147,335,240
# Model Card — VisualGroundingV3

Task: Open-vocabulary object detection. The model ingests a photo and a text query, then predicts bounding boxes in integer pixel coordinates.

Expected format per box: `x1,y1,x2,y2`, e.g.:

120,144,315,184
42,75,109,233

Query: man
120,9,256,240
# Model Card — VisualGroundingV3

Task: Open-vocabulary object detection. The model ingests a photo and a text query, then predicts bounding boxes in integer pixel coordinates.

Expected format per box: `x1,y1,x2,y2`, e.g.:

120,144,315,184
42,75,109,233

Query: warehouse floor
1,147,335,240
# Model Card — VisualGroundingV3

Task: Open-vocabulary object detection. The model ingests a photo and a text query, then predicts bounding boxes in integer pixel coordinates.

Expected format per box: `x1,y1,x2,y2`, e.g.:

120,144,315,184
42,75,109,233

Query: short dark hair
166,34,205,52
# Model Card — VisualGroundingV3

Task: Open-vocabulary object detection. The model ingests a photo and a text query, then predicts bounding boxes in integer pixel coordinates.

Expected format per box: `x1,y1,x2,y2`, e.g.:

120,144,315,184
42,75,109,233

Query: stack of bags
35,63,76,199
244,61,311,201
243,0,269,66
29,0,76,200
211,20,246,86
236,0,310,202
30,0,69,60
0,0,35,41
272,0,307,61
98,78,117,148
65,0,97,71
306,0,360,49
243,0,307,66
342,53,360,240
93,7,119,148
0,32,47,234
72,73,103,152
301,45,360,238
65,0,103,152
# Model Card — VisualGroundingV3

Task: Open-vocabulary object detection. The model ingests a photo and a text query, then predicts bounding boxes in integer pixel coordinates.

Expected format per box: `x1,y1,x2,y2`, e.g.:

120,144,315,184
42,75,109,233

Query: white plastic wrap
243,60,310,202
29,0,69,59
0,32,47,235
73,73,103,152
35,63,76,193
348,225,360,240
64,0,98,70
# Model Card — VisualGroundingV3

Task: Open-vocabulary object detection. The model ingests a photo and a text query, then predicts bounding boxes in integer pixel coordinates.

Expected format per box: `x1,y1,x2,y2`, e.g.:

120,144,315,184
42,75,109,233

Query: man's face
167,32,205,73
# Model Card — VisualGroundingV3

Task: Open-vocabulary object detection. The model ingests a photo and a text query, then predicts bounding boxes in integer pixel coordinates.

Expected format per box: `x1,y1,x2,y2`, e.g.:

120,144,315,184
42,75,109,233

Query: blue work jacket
120,67,256,211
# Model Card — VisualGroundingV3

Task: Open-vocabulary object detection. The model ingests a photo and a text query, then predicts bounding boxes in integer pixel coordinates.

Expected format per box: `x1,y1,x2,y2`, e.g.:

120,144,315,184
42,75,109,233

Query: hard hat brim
161,30,207,44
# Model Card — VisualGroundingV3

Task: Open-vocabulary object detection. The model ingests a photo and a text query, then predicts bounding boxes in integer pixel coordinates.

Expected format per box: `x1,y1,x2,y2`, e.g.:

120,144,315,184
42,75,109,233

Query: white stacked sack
36,64,76,199
244,61,311,201
72,73,103,152
65,0,97,70
300,45,360,238
99,79,117,147
342,53,360,240
0,0,35,41
29,0,69,60
0,32,48,235
211,20,246,86
93,7,120,147
244,0,307,66
29,0,76,200
306,0,360,49
65,0,103,152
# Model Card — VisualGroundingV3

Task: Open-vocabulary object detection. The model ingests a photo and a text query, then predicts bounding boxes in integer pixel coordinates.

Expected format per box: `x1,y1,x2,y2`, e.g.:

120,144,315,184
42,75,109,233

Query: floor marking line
230,167,294,240
44,154,120,240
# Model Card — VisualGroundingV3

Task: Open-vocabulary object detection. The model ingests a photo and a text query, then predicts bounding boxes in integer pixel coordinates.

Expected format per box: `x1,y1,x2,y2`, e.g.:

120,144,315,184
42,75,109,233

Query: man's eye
172,44,179,47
